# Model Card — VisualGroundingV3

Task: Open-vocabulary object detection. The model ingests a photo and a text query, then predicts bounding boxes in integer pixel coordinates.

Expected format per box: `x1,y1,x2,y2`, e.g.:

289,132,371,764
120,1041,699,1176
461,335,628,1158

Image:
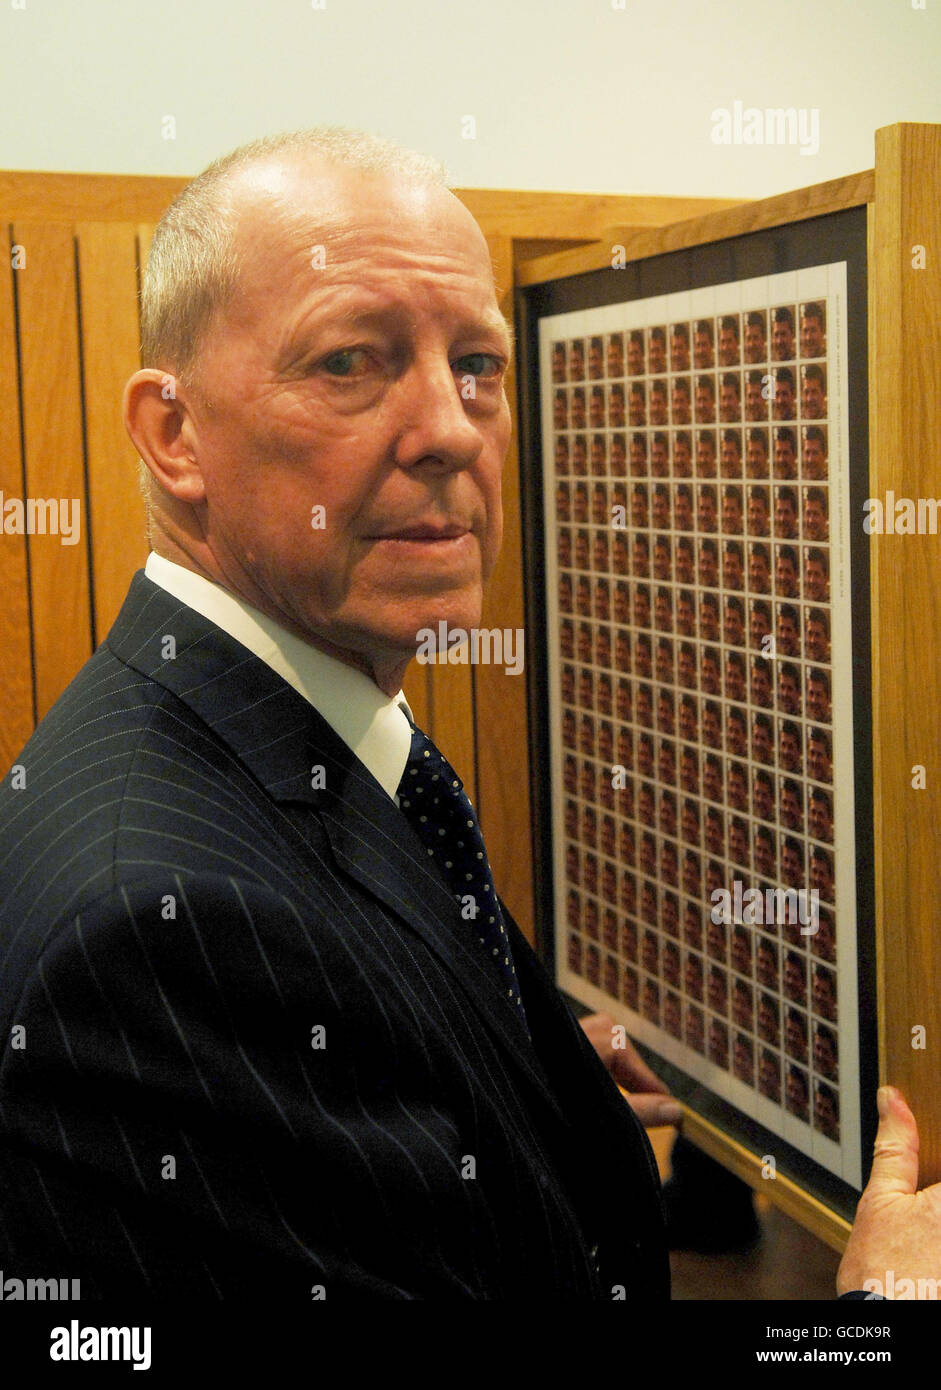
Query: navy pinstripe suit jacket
0,571,668,1300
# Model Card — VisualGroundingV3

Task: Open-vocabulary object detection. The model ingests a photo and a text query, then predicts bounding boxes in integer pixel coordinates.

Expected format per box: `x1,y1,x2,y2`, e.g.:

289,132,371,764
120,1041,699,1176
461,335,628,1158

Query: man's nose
392,357,485,470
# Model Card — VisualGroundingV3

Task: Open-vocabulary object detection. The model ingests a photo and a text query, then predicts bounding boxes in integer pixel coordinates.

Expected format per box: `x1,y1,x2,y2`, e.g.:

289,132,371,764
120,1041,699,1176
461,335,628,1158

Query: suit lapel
106,572,566,1121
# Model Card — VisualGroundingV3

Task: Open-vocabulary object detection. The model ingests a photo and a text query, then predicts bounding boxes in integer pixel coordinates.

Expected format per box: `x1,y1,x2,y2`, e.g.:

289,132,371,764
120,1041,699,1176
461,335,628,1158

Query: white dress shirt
144,552,414,804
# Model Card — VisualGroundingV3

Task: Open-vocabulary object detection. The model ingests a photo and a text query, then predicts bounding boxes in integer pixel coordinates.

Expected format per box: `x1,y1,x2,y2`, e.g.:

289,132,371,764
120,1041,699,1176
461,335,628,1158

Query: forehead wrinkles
232,195,502,340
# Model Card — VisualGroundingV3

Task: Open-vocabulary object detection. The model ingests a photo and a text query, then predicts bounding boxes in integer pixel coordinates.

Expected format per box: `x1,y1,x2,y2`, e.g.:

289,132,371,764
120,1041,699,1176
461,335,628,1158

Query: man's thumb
867,1085,919,1197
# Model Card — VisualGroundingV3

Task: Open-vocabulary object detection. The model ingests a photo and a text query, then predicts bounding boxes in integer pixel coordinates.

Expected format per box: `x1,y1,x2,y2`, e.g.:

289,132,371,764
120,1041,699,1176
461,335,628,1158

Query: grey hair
136,126,448,512
141,126,448,382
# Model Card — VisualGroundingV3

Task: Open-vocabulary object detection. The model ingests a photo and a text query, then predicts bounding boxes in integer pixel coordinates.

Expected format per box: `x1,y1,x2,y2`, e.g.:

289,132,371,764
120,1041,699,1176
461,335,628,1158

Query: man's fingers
625,1092,684,1128
619,1053,671,1096
866,1086,920,1199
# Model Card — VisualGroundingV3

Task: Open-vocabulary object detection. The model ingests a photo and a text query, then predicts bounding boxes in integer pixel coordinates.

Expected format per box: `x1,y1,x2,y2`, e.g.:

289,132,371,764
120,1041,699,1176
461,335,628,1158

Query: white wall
1,0,939,197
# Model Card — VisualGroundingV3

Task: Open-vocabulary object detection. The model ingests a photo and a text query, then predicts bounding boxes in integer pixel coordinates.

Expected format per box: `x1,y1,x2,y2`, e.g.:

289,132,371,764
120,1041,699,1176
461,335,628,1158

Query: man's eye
454,353,503,379
321,349,369,377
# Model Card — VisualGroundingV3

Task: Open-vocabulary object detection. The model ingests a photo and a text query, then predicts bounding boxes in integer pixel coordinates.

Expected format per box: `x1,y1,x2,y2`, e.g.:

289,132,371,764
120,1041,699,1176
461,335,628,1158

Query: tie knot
399,723,463,804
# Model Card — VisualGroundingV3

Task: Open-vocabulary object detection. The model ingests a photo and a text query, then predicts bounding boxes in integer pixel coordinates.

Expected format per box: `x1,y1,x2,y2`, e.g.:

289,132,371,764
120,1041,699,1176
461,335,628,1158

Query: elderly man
0,128,935,1302
0,128,672,1301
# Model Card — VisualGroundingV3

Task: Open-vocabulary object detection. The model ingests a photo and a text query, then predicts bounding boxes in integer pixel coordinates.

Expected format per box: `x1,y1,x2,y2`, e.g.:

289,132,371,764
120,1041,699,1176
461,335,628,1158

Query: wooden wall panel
475,233,534,944
137,223,155,273
77,222,148,639
429,665,477,813
0,227,35,769
870,123,941,1184
13,222,92,720
0,170,738,239
401,659,430,733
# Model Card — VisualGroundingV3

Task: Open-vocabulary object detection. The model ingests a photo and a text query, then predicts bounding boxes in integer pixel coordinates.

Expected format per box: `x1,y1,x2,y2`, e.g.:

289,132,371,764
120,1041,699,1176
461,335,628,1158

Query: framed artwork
517,208,874,1223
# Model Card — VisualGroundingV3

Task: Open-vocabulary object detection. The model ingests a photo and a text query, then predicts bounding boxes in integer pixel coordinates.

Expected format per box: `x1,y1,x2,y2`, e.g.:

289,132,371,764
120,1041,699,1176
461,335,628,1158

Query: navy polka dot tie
397,720,530,1034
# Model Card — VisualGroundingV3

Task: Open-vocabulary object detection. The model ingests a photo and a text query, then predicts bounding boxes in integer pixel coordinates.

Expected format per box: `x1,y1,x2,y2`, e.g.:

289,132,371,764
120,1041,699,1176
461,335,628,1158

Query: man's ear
123,368,207,503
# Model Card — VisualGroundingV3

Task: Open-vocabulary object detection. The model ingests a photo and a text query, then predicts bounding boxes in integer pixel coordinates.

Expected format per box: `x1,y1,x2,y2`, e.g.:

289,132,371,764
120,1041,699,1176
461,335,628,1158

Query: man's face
744,321,766,363
719,383,739,420
806,616,829,658
698,491,717,530
694,329,713,368
803,436,826,477
774,439,796,478
726,711,746,753
784,956,805,1001
780,781,801,827
672,382,691,422
775,497,797,536
754,832,775,877
700,599,719,641
721,438,740,475
778,669,800,713
776,553,798,594
671,331,690,371
774,377,795,418
749,604,770,645
702,705,720,746
801,373,825,418
808,736,832,782
759,1053,780,1099
696,440,716,476
746,436,768,476
747,657,771,710
805,556,827,599
723,550,743,590
776,610,798,654
749,551,770,592
804,497,827,538
752,719,772,762
673,437,692,475
807,676,829,721
753,774,772,819
800,314,824,357
744,380,766,419
170,161,511,688
772,316,794,360
809,795,832,842
718,325,738,364
674,492,693,529
748,495,769,534
695,382,715,421
697,544,717,583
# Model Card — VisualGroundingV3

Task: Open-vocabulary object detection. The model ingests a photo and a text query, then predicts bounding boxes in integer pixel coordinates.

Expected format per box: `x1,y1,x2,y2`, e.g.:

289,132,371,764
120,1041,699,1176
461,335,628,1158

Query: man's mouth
371,523,471,543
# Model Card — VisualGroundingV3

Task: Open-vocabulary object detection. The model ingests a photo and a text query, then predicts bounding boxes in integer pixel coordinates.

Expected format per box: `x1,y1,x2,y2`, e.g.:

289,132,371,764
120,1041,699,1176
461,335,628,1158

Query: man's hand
837,1086,941,1297
578,1012,683,1128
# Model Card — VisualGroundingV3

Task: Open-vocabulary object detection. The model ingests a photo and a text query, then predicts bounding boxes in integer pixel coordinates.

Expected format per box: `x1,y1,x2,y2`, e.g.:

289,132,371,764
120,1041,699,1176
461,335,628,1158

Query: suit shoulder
0,645,287,962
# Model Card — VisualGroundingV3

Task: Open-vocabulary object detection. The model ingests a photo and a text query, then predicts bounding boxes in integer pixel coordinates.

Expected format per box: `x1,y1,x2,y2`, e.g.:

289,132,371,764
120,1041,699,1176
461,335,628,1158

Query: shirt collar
144,552,414,803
